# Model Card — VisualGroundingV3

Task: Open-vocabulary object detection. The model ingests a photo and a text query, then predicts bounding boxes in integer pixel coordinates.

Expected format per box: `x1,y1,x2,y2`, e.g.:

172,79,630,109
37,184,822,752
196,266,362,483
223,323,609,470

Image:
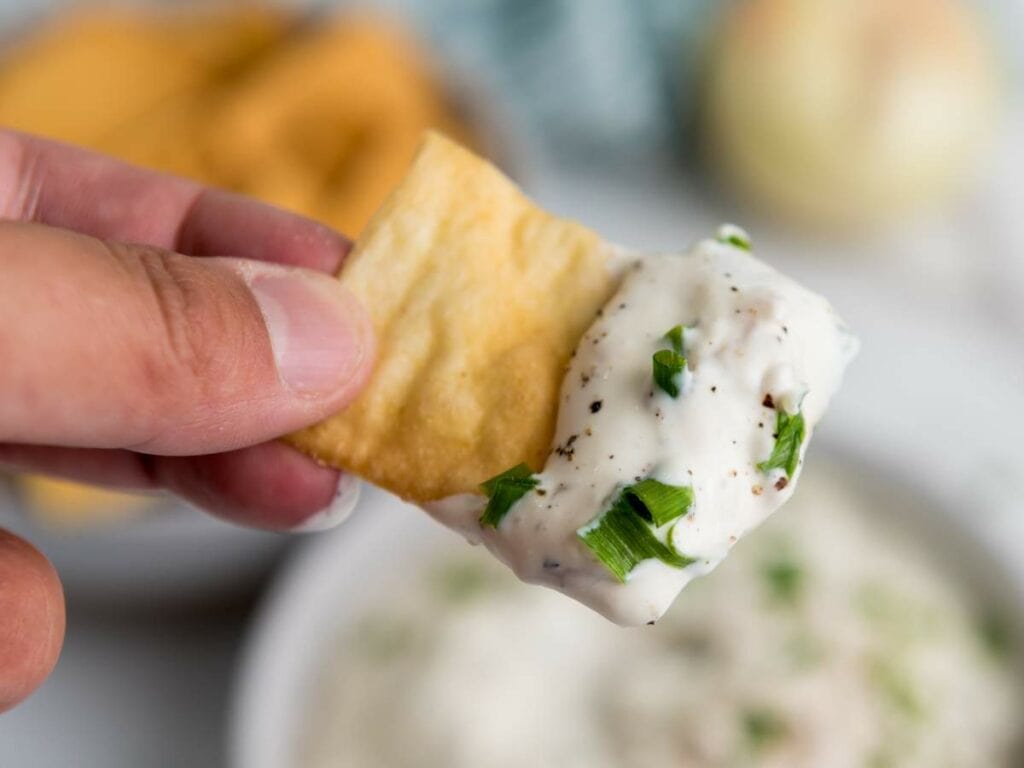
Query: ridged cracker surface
289,132,618,501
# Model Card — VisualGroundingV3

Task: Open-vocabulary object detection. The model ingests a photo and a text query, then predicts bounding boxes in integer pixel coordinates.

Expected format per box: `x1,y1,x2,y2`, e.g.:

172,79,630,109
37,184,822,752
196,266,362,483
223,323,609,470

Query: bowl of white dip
230,449,1024,768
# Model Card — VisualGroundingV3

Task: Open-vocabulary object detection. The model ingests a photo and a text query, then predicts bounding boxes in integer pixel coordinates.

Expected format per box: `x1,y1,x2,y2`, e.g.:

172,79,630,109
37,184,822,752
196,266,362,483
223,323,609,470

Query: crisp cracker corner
288,132,619,502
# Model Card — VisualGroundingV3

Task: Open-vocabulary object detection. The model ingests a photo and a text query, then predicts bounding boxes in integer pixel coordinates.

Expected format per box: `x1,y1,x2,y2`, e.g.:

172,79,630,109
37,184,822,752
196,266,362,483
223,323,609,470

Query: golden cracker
289,132,618,501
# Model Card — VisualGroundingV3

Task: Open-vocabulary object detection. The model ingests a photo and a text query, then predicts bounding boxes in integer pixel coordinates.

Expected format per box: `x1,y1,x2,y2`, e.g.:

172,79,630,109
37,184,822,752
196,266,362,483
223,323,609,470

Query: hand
0,130,376,711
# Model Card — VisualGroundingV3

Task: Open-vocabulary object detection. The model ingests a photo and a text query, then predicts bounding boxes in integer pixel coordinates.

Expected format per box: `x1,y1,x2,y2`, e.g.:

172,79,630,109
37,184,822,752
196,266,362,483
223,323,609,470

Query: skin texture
290,132,618,501
0,531,64,713
0,129,376,708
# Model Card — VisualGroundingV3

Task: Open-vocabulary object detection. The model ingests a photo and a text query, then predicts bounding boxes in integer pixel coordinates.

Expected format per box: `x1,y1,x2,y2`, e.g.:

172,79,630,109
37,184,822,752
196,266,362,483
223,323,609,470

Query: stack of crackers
0,4,464,237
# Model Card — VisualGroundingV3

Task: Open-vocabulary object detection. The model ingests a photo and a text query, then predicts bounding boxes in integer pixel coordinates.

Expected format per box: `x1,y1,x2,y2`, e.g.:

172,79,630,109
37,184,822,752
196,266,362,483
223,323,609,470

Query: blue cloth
347,0,719,163
341,0,1019,166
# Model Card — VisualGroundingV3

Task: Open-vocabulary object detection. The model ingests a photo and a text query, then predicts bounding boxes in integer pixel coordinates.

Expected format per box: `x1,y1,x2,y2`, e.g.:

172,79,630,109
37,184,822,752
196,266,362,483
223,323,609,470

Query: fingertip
0,530,65,713
289,472,361,534
177,188,352,274
155,441,346,531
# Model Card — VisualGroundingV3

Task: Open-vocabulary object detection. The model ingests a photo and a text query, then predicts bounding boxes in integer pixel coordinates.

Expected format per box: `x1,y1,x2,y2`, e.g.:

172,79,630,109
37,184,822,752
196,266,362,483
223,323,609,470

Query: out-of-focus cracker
0,7,287,149
289,132,619,501
205,17,460,235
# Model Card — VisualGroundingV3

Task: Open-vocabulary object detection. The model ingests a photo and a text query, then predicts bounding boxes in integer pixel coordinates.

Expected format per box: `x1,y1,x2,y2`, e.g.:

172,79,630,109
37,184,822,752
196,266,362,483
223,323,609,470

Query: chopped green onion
653,349,686,398
762,556,805,606
717,224,752,251
479,463,538,528
742,708,788,751
578,498,695,582
624,478,694,527
663,324,685,355
977,612,1015,663
757,409,806,477
578,478,696,582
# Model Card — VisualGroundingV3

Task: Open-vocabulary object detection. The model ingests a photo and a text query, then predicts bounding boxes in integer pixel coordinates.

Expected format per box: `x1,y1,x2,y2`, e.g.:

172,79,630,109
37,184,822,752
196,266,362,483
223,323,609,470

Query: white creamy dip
428,228,856,625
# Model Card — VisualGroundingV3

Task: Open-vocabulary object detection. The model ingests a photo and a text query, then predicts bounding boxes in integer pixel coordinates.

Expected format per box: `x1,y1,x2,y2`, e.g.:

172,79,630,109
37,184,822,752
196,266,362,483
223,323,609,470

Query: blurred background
0,1,1022,766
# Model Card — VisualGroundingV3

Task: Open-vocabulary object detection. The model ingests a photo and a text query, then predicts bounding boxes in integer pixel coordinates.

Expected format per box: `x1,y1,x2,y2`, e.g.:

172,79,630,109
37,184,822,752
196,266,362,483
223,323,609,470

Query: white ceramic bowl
228,445,1024,768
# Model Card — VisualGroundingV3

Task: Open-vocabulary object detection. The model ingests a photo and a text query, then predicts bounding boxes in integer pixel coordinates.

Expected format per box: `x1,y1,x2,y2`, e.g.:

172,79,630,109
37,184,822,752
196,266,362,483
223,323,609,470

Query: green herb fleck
432,560,497,604
742,708,788,751
717,224,752,251
977,612,1015,663
623,478,694,527
757,409,805,477
762,556,805,606
663,324,685,355
578,490,696,582
652,325,689,398
653,349,686,398
479,463,538,528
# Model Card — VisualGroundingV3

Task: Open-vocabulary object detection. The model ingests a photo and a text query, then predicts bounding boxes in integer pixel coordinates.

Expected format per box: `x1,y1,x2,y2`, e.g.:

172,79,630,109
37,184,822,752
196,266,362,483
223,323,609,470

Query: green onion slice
578,479,696,582
757,409,806,478
479,463,538,528
717,224,752,251
653,349,686,398
663,324,685,355
623,478,694,527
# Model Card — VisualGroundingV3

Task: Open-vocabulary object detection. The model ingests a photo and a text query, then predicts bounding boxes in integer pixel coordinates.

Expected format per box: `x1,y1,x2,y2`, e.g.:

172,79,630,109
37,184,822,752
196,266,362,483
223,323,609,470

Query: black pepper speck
590,400,603,413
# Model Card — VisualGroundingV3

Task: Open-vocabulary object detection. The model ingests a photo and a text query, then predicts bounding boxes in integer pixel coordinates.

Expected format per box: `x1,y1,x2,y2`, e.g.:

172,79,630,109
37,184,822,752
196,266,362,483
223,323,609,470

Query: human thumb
0,221,373,455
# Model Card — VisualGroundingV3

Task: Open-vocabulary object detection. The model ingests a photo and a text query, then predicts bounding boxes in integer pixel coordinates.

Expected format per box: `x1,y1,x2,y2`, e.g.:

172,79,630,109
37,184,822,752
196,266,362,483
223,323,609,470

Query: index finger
0,128,350,273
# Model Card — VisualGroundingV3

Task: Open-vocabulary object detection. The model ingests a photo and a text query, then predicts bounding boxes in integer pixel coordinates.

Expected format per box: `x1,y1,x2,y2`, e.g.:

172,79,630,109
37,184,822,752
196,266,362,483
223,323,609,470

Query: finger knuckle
0,130,43,221
132,245,218,381
107,243,253,433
